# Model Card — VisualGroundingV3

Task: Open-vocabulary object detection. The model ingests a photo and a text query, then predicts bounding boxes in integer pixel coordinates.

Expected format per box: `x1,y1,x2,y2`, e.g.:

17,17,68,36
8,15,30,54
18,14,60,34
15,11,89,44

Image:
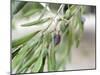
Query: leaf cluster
12,1,85,73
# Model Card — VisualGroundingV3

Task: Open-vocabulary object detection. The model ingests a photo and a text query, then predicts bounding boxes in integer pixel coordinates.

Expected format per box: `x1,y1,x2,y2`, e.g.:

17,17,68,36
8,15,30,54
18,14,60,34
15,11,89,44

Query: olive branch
12,1,85,74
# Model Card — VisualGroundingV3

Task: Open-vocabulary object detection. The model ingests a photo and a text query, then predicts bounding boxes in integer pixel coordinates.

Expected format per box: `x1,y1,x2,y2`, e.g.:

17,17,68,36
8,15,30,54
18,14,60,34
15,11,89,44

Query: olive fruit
54,33,61,46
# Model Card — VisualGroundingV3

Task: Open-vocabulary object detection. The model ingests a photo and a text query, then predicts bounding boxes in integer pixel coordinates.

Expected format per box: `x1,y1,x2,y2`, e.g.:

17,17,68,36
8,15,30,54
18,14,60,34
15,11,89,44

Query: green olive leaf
16,44,42,73
64,5,78,19
12,33,41,70
47,40,56,71
12,45,22,59
21,17,51,27
38,56,46,72
12,31,39,48
12,1,27,15
21,2,44,17
32,52,43,72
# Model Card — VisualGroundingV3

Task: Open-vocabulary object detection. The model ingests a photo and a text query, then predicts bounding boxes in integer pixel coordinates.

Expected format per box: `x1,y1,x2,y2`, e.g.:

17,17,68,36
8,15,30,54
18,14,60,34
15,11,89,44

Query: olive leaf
47,34,56,71
64,5,77,19
21,17,51,27
74,9,84,48
31,36,48,72
12,31,39,48
38,56,46,72
56,28,70,69
20,46,42,72
31,54,43,72
21,2,44,17
12,40,38,72
48,3,60,14
12,33,41,71
17,44,42,73
12,45,22,59
12,1,27,15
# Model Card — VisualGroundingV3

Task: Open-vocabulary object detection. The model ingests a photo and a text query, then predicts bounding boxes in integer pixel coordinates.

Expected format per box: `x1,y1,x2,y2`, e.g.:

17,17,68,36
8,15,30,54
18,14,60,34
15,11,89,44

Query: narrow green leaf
48,42,56,71
32,53,43,72
75,10,84,48
13,2,27,15
60,21,68,33
64,8,71,19
21,2,44,17
21,17,51,27
56,27,73,69
12,31,39,48
38,6,47,20
12,34,40,70
38,56,46,72
16,44,42,73
12,45,22,59
45,33,52,45
64,5,77,19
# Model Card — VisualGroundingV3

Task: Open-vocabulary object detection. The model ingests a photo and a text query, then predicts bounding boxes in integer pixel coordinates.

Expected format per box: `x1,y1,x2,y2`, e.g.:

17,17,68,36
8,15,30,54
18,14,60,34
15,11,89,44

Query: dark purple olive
54,33,61,45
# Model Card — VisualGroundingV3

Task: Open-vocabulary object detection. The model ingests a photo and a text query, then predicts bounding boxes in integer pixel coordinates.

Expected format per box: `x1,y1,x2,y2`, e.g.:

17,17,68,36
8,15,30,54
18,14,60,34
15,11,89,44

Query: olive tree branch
41,4,65,34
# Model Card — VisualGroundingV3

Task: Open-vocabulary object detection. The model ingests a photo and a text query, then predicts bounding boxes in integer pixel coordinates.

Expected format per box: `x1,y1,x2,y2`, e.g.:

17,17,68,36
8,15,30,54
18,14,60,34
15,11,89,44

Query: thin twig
53,4,65,31
41,5,81,35
38,4,49,20
54,4,65,19
42,4,65,34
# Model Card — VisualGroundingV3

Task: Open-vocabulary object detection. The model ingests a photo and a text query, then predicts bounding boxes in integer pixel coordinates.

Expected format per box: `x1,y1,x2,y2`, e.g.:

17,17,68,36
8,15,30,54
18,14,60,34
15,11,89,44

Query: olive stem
41,4,65,35
42,5,81,36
